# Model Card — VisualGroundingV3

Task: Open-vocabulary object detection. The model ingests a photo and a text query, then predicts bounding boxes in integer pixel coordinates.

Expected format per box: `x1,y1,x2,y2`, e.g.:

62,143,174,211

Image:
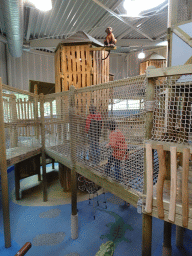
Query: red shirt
109,129,127,160
85,113,102,133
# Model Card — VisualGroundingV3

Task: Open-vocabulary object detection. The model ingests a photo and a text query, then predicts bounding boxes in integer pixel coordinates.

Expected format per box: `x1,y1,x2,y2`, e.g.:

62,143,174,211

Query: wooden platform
6,146,41,167
143,180,192,230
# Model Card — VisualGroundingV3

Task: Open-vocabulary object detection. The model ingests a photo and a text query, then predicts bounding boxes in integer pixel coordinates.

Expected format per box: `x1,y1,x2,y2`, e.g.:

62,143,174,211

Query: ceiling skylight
123,0,166,17
29,0,52,11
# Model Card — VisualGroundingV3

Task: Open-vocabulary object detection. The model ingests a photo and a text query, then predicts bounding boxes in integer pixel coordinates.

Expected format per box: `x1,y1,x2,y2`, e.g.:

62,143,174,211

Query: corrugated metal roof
0,0,191,55
141,52,166,62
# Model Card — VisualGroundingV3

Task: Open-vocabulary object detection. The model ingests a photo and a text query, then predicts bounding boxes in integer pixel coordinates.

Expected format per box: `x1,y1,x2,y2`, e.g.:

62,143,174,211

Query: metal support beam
29,38,163,49
91,0,153,41
26,8,35,41
88,0,124,35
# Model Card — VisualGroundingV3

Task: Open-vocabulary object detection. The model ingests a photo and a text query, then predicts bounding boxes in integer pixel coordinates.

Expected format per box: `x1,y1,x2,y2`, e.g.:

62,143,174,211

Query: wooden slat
145,143,153,213
89,46,116,51
81,46,85,88
93,51,96,85
182,148,190,227
86,45,91,87
173,26,192,47
145,140,192,154
168,146,177,222
101,51,105,83
146,64,192,78
156,144,167,218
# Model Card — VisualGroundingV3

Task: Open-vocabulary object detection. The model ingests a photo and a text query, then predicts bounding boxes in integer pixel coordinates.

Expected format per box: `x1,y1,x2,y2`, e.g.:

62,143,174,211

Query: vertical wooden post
34,84,39,139
40,93,47,202
69,85,78,239
10,95,18,147
176,226,184,247
182,148,190,228
142,75,155,256
0,77,11,248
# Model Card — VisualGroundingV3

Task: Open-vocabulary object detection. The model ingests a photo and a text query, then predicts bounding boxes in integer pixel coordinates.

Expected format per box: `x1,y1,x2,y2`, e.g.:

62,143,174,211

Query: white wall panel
109,54,128,81
7,50,55,90
0,42,7,84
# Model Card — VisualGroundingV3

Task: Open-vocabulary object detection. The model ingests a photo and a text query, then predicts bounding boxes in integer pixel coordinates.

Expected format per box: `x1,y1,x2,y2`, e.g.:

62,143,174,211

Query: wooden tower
139,52,167,75
55,31,109,92
55,31,110,116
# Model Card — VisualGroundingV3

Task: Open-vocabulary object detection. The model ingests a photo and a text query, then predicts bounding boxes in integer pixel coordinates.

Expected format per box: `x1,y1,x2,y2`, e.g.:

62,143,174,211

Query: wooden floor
6,146,41,167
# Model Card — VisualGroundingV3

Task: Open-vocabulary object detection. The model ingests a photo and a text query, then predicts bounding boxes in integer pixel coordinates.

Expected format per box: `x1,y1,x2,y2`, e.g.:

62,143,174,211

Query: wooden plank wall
55,44,109,92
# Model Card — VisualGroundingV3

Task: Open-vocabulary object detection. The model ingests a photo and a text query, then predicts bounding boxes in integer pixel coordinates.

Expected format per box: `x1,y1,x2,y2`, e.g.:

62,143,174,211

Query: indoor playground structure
0,63,192,255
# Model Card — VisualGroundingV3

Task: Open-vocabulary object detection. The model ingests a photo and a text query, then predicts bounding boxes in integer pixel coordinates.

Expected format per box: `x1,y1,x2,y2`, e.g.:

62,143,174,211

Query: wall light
138,50,145,59
29,0,52,11
123,0,166,17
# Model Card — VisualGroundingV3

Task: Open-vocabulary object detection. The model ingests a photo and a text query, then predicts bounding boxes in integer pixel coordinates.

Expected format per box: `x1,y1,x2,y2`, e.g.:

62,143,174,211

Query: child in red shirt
106,120,128,182
85,105,102,165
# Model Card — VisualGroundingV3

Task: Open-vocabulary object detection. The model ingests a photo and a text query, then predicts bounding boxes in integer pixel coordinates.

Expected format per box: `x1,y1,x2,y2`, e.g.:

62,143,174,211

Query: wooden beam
173,26,192,48
0,78,11,248
144,140,192,154
146,64,192,78
45,149,140,207
89,46,116,51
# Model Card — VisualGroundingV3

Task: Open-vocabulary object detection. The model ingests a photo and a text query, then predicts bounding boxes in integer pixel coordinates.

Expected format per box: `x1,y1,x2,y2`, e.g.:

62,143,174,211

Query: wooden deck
6,146,42,167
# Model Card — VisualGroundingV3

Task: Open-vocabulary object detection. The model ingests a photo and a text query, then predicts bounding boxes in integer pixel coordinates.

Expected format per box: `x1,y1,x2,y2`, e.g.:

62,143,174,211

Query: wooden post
176,226,184,247
162,222,172,255
182,148,190,228
40,93,47,202
156,144,167,219
142,75,155,256
10,95,18,147
168,146,177,222
145,143,153,214
34,84,39,139
59,163,68,192
69,85,78,239
0,77,11,247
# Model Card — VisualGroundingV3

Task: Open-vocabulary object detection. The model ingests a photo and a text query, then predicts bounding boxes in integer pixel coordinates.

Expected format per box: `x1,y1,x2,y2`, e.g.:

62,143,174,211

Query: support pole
0,77,11,247
176,226,184,247
69,85,78,239
40,93,47,202
142,74,155,256
162,222,172,255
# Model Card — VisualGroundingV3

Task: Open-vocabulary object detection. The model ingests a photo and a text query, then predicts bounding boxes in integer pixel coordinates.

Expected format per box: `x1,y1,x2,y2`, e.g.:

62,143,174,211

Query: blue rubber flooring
0,167,192,256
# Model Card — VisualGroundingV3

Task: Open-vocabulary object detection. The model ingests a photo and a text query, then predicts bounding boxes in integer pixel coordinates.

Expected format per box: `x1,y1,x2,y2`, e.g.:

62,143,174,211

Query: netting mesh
44,76,146,193
44,92,71,160
151,75,192,144
2,86,41,163
73,76,146,192
177,0,192,24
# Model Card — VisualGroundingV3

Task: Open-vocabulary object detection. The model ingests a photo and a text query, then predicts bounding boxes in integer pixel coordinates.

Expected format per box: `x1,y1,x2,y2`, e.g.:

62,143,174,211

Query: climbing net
151,75,192,144
73,75,146,192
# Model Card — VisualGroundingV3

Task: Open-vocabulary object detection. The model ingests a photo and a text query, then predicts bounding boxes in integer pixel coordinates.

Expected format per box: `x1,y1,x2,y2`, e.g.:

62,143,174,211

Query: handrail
14,242,32,256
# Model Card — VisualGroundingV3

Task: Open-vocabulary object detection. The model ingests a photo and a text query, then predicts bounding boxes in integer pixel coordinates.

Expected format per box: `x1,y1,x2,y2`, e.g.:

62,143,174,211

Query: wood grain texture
145,143,153,213
182,148,190,227
156,144,167,218
168,146,177,222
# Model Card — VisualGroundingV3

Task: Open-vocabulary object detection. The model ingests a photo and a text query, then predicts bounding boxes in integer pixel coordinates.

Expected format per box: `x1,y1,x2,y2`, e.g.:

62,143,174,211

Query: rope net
176,0,192,24
73,76,146,192
2,86,41,163
44,76,146,193
44,92,71,160
151,75,192,144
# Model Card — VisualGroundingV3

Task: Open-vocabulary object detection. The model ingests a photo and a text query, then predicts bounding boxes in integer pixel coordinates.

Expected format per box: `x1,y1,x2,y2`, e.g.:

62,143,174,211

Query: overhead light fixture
138,50,145,59
123,0,166,17
28,0,52,11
